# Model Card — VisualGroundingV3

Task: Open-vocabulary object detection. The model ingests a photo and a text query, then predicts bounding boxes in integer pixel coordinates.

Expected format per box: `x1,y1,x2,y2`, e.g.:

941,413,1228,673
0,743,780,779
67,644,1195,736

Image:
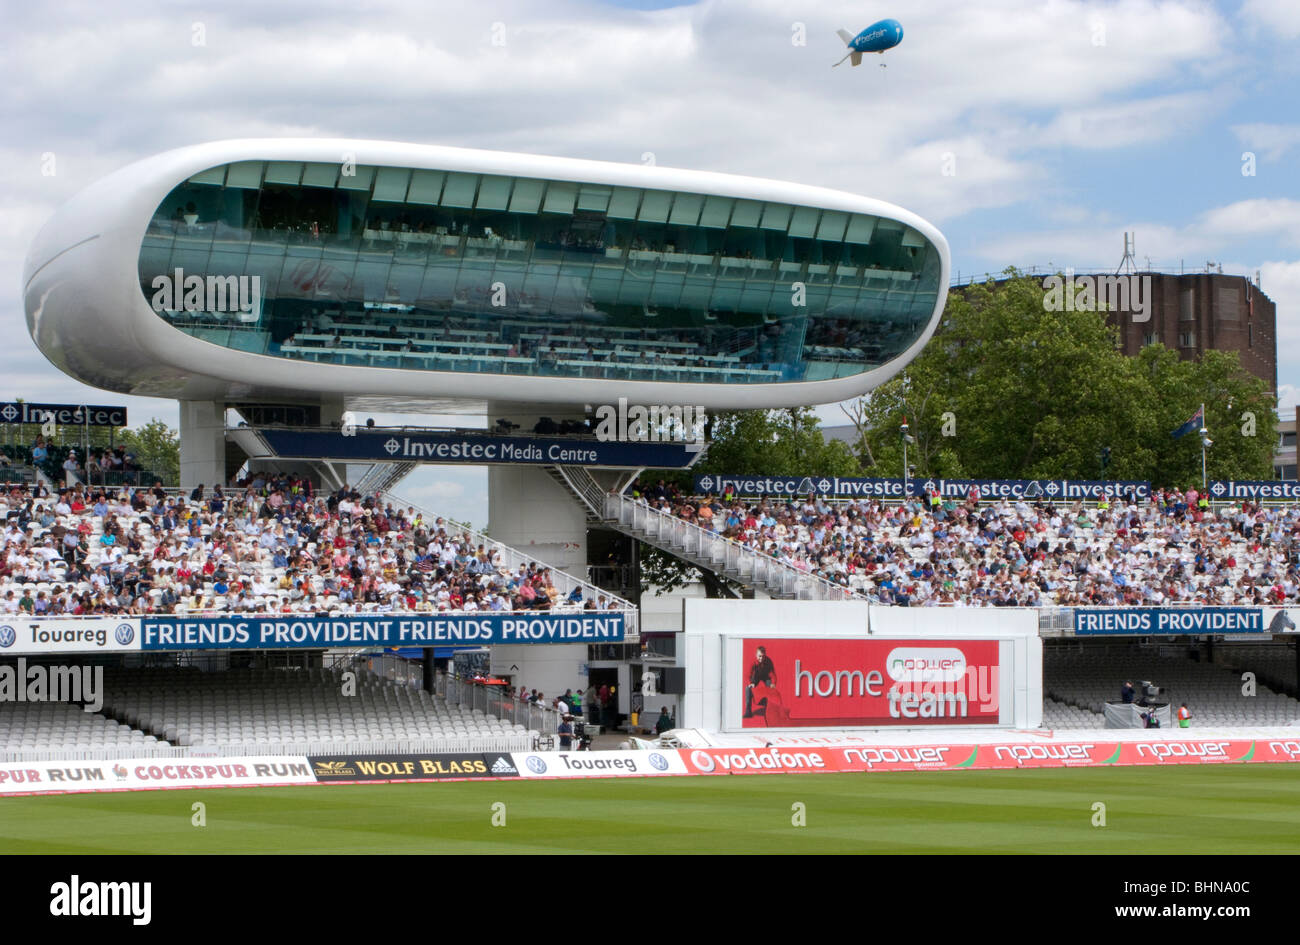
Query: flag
1171,406,1204,439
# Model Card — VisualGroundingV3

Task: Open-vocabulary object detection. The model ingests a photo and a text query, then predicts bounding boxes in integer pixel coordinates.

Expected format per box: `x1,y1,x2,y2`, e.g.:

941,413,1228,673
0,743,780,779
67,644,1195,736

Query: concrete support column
179,400,226,491
488,464,589,578
487,407,590,578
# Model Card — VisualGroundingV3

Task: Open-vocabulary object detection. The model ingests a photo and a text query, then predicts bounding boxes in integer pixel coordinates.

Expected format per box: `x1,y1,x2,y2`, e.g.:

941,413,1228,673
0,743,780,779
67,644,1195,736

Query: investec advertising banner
140,613,624,650
1073,608,1265,636
259,429,699,469
1207,480,1300,502
0,401,127,427
0,617,140,654
739,638,1001,728
0,756,315,796
695,474,1149,501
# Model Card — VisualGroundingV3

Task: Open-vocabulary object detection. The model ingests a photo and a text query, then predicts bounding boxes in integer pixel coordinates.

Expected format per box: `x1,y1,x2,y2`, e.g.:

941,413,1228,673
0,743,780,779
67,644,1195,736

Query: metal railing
550,464,607,520
438,671,550,742
606,491,859,601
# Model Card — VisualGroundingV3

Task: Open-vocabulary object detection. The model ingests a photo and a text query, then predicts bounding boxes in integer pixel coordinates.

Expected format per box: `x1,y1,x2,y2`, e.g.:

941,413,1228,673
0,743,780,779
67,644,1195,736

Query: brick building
1109,272,1276,393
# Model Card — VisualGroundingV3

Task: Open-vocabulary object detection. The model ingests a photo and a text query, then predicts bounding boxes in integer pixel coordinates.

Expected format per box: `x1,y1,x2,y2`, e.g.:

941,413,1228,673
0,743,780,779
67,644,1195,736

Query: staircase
545,465,606,521
603,488,859,602
355,461,417,494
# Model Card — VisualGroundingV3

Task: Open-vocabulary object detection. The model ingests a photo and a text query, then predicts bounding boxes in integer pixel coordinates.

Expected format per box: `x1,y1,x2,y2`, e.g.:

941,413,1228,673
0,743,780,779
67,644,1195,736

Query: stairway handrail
605,492,860,601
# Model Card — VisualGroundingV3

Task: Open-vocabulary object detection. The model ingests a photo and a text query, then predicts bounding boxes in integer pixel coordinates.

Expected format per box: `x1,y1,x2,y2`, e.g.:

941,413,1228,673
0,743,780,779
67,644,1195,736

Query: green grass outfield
3,764,1300,853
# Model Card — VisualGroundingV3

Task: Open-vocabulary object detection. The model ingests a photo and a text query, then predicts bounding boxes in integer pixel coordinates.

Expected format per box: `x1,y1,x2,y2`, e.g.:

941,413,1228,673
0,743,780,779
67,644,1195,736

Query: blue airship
833,18,904,67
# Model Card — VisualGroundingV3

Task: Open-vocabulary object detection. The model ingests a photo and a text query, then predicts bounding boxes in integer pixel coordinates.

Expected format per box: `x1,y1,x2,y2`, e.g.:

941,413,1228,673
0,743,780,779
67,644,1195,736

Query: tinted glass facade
138,161,942,385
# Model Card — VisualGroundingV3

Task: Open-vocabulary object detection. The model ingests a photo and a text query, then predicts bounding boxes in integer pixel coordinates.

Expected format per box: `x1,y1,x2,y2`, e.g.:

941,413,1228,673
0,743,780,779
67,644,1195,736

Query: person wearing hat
557,712,575,750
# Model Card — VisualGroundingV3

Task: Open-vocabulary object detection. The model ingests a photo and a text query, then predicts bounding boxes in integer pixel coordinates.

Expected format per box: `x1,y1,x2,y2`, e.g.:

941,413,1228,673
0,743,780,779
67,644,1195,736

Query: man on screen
744,645,777,719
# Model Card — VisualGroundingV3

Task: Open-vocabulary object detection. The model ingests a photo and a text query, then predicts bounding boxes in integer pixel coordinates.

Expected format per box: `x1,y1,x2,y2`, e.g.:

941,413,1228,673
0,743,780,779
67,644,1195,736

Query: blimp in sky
833,19,904,67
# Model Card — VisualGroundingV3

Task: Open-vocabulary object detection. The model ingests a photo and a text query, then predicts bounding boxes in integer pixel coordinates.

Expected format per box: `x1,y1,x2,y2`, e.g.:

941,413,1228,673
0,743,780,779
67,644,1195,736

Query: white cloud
1277,383,1300,415
1232,123,1300,162
1201,199,1300,248
1040,92,1227,151
973,198,1300,273
1242,0,1300,40
1261,258,1300,389
404,480,468,502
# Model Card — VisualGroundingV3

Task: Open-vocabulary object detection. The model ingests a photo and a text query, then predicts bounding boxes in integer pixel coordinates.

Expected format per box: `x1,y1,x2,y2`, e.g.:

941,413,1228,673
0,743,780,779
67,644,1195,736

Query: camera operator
558,713,576,751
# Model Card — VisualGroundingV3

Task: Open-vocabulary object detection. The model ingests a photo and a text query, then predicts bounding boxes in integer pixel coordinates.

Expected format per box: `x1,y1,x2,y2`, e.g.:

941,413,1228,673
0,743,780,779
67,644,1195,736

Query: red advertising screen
740,638,1001,728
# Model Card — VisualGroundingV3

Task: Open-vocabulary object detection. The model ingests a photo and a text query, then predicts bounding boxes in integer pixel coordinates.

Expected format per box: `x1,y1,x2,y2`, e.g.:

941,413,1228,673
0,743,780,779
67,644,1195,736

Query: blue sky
3,0,1298,526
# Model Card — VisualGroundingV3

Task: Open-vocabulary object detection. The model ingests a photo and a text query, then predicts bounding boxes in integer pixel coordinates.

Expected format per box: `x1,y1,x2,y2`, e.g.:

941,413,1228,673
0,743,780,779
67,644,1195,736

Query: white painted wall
487,465,588,577
489,643,587,703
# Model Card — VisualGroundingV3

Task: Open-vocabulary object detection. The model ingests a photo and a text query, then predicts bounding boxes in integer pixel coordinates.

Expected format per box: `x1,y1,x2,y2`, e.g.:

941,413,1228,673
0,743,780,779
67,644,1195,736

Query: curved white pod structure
24,139,948,412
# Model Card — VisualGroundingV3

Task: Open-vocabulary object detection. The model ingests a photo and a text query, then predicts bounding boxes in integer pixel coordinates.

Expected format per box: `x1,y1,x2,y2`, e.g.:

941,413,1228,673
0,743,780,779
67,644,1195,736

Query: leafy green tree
846,272,1276,486
117,419,180,484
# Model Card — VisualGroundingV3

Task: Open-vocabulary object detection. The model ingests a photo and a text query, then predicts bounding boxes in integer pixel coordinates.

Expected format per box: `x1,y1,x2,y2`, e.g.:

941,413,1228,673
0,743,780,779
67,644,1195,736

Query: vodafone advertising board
739,638,1001,729
684,739,1277,775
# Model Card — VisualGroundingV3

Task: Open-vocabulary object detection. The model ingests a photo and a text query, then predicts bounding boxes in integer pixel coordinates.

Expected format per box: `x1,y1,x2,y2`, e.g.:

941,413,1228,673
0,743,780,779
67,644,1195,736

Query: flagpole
1200,403,1207,492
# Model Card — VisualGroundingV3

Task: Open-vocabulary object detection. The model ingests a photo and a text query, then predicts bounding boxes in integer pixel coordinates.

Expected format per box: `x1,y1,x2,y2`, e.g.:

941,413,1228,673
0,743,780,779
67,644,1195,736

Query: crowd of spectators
0,437,153,487
0,479,618,618
634,479,1300,607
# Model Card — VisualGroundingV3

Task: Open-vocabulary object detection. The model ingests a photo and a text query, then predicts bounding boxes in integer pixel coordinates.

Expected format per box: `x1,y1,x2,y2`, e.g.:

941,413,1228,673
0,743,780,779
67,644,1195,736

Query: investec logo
150,268,262,320
1042,269,1151,322
590,398,706,450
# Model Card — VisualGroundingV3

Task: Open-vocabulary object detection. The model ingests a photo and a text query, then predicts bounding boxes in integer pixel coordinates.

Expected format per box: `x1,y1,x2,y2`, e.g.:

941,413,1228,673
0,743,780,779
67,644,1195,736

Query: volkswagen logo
115,624,134,645
525,756,547,774
0,626,14,648
648,752,669,771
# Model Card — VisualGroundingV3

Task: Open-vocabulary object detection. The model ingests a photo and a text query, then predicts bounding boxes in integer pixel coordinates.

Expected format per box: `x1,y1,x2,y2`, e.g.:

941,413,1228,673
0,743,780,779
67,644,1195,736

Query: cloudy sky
5,0,1298,525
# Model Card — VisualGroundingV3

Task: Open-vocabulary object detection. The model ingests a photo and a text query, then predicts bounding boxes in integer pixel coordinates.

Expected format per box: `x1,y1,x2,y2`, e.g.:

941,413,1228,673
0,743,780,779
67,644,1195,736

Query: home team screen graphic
740,638,1001,728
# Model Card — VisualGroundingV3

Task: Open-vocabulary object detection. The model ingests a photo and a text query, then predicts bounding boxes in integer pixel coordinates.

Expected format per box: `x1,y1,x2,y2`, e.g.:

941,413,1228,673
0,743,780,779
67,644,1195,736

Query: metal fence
439,672,551,742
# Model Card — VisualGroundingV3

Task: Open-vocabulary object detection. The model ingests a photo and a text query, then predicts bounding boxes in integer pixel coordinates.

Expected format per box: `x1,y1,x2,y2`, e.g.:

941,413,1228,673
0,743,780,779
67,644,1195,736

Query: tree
117,419,180,484
845,272,1276,486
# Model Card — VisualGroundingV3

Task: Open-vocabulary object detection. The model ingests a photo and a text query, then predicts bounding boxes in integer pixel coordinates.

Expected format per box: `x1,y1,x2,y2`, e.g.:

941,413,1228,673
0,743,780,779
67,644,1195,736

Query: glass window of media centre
139,161,942,385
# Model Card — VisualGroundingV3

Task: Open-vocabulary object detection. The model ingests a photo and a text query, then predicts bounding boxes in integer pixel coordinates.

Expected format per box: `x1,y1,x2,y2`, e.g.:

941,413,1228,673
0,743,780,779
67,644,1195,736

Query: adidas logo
490,756,518,775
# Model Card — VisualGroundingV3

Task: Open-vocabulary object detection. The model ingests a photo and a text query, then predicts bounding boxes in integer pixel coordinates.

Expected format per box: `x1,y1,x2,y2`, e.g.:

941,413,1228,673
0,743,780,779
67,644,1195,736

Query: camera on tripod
572,719,592,751
1137,680,1164,706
